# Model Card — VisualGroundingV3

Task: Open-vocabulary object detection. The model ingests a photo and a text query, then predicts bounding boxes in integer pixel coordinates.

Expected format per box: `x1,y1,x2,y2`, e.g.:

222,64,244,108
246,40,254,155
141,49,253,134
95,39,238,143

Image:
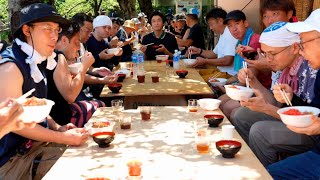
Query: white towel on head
259,22,300,47
15,38,57,83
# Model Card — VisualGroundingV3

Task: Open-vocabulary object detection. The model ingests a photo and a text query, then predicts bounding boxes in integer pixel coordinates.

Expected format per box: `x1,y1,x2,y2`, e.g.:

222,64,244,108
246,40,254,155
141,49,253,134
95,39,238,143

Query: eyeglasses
260,46,290,60
30,24,62,34
299,36,320,51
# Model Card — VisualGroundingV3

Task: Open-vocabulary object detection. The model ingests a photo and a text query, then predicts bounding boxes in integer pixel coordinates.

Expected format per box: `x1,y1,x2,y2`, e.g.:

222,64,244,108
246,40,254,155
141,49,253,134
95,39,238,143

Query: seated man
176,9,205,50
72,13,117,100
172,14,190,39
188,7,238,82
121,20,136,62
85,15,121,98
49,21,105,127
218,10,271,120
141,11,178,60
85,15,122,70
0,4,88,179
266,10,320,179
234,22,318,167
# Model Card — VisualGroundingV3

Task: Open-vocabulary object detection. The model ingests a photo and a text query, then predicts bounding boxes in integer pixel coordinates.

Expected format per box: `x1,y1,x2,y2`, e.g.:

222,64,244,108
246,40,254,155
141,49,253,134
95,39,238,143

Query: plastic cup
222,125,235,140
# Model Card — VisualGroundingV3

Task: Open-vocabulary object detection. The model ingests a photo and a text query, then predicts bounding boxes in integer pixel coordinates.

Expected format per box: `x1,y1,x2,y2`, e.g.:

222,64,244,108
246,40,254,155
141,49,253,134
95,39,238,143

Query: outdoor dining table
43,107,272,180
100,61,214,108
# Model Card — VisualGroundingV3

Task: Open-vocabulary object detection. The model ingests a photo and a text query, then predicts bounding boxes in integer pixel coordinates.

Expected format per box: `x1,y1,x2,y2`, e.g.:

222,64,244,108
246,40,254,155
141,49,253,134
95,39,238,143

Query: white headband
93,15,112,29
260,22,300,47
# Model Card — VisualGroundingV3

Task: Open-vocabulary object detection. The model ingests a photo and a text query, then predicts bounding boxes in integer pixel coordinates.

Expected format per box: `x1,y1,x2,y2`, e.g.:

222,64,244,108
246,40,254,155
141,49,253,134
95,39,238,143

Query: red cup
137,75,145,83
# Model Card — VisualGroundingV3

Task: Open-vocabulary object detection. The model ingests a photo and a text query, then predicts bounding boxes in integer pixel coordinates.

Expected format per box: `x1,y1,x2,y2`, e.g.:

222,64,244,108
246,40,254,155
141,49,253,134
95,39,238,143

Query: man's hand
191,57,206,67
99,49,115,60
156,44,169,54
62,128,89,146
273,84,293,104
238,68,256,84
103,74,118,84
236,45,255,55
187,46,201,56
58,123,77,132
240,89,268,113
92,67,114,77
110,37,119,48
287,116,320,136
81,51,95,71
245,48,271,71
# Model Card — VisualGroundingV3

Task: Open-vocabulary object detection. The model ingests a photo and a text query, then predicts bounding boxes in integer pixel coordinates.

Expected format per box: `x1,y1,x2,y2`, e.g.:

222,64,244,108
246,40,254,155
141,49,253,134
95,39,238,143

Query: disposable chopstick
16,88,35,103
275,82,292,106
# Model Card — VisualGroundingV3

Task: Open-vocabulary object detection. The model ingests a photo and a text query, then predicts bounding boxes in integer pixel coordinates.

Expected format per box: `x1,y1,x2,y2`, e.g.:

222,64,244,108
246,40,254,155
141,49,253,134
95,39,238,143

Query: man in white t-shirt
188,7,238,82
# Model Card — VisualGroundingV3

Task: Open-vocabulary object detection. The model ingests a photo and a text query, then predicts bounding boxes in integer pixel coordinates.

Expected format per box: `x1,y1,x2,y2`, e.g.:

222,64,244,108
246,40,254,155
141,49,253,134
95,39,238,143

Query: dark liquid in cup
157,59,162,63
137,75,145,83
140,112,151,120
242,51,258,60
152,76,159,83
120,123,131,130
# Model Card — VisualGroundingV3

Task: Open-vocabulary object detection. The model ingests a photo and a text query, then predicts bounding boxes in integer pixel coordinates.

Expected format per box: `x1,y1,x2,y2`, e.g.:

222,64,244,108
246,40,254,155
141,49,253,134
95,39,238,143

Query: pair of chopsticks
16,88,35,103
144,43,154,47
242,61,250,88
275,82,292,106
188,49,192,59
211,72,222,79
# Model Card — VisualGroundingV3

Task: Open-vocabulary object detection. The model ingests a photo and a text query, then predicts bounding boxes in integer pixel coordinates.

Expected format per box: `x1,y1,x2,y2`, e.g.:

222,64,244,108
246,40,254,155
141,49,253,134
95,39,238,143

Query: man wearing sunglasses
265,9,320,179
234,22,318,167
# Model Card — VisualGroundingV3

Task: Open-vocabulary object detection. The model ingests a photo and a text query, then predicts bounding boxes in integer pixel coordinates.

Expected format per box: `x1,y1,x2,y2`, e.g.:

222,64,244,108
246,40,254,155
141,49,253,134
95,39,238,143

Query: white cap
286,9,320,33
93,15,112,29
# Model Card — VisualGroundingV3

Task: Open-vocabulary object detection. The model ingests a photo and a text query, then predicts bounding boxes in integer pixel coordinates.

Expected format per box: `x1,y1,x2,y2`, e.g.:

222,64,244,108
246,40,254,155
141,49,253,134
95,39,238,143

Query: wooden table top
100,61,213,97
43,107,272,180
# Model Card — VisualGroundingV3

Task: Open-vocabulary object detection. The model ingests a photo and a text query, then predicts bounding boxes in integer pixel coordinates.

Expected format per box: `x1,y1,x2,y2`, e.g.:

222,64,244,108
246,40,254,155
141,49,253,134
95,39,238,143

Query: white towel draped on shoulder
15,38,57,83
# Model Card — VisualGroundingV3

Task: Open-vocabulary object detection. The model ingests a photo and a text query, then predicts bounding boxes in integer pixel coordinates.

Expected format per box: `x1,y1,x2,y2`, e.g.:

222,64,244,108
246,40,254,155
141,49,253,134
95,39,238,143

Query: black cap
223,10,246,25
14,3,69,37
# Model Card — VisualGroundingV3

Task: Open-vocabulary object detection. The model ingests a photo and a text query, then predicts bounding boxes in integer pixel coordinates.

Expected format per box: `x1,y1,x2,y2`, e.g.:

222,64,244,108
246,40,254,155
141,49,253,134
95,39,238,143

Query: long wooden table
101,61,214,108
101,61,212,97
43,107,272,180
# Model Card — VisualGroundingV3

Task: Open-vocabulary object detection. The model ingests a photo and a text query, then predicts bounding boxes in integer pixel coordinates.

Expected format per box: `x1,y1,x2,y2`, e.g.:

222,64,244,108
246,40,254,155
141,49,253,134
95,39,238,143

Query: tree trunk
8,0,55,22
117,0,136,19
91,0,103,17
137,0,153,18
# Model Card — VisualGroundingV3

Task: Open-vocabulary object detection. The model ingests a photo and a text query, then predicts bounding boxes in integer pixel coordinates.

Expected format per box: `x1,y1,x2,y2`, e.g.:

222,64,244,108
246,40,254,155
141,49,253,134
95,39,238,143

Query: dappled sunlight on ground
43,107,271,180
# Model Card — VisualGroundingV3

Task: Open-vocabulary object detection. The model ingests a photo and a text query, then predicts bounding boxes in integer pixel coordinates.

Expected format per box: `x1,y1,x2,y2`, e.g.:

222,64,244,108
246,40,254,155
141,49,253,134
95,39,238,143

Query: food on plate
209,78,220,82
282,108,313,116
229,85,240,89
92,121,111,128
22,97,47,106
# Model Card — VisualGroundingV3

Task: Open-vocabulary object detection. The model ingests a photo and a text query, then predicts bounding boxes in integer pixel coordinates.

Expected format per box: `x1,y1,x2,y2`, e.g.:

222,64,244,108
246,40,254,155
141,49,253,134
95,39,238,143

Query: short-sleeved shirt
85,35,119,70
142,31,178,60
213,27,238,76
0,42,48,167
187,23,205,49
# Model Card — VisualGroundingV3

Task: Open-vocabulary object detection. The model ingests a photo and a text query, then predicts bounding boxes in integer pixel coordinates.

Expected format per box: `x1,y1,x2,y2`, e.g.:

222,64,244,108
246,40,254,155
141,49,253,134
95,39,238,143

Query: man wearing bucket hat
0,3,89,179
264,9,320,179
120,20,136,62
